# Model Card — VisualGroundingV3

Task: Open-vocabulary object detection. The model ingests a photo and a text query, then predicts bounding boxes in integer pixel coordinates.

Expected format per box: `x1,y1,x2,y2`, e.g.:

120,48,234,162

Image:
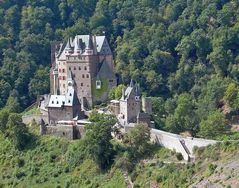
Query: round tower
53,67,59,95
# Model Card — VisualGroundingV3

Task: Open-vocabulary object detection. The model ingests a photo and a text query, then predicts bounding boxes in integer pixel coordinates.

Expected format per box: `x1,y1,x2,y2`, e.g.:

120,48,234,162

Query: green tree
0,109,10,133
109,84,126,100
0,80,11,108
124,124,150,159
29,66,49,99
6,113,30,150
84,112,116,168
198,111,227,139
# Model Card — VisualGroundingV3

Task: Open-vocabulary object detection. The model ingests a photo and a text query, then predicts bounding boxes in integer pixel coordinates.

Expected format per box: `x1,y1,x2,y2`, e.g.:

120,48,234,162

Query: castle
36,33,152,137
50,35,117,109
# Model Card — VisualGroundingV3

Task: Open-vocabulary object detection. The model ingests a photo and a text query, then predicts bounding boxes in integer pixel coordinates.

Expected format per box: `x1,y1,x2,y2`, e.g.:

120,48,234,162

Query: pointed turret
53,66,59,95
74,37,81,54
65,38,72,54
135,82,141,96
129,79,134,87
84,35,94,55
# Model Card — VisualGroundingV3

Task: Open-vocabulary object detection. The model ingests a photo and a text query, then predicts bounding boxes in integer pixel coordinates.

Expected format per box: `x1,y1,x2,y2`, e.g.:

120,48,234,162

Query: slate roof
57,35,112,60
137,112,150,119
97,60,115,79
120,80,141,101
48,86,79,108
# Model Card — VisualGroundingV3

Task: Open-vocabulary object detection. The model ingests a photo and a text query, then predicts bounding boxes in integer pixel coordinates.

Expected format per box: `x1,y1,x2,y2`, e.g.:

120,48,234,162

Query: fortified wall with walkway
150,128,217,161
125,125,217,161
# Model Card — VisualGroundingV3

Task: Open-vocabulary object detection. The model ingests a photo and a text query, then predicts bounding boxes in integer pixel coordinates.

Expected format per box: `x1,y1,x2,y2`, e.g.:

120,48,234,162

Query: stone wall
151,128,217,161
41,124,85,140
124,125,217,161
22,114,48,125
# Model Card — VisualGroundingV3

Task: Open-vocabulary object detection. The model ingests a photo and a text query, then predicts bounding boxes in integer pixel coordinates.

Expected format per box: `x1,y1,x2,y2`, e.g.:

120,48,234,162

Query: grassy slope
0,126,126,188
0,125,238,188
131,142,239,188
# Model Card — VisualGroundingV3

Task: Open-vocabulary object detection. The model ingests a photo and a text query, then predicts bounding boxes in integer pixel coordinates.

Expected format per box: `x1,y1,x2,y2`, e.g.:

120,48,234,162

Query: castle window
86,74,89,78
63,76,66,80
81,83,83,86
62,69,65,73
78,66,81,70
69,67,71,70
69,93,72,96
84,66,87,70
68,100,71,103
59,69,61,73
57,101,59,104
82,74,85,78
96,80,101,89
74,67,76,70
52,101,54,104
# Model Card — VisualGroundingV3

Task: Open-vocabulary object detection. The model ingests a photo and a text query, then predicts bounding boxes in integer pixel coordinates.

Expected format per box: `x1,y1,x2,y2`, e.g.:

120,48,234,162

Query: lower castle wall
22,114,48,125
42,125,86,140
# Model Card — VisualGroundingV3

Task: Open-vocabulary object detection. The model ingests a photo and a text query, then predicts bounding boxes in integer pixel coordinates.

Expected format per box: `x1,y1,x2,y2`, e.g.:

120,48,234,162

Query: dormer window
57,101,59,104
68,100,71,103
96,80,101,89
52,101,54,104
69,93,72,96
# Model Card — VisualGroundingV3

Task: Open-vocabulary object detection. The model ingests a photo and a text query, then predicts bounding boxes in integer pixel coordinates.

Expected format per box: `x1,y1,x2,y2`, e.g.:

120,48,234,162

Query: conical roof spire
74,37,81,53
135,82,140,96
130,79,134,87
65,38,72,51
67,70,73,81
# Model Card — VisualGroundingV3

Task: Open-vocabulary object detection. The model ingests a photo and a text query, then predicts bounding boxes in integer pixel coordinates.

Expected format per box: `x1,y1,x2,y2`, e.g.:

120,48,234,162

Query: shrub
176,152,183,161
17,158,25,167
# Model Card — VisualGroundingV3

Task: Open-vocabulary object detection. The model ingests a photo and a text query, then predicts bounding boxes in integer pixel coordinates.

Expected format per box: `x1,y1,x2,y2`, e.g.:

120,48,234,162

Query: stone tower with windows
119,80,141,124
50,34,117,108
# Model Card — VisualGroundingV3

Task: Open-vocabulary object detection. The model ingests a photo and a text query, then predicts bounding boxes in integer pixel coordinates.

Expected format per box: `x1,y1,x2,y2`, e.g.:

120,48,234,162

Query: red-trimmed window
63,76,66,80
62,69,65,73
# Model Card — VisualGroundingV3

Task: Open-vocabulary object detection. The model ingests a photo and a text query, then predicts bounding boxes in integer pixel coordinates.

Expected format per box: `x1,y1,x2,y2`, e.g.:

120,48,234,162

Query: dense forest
1,0,239,187
0,0,239,138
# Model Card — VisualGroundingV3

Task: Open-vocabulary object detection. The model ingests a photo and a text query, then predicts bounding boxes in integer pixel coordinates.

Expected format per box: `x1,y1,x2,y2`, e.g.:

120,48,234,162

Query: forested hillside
0,0,239,137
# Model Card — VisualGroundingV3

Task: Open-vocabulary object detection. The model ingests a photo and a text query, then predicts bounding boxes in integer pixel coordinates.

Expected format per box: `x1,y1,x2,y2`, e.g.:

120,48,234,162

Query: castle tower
119,80,141,124
52,34,117,108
